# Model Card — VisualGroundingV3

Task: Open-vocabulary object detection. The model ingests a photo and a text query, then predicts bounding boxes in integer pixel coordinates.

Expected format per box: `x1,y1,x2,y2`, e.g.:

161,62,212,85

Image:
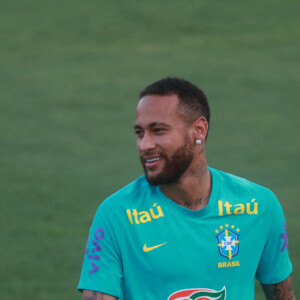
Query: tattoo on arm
83,290,97,300
261,276,296,300
82,290,117,300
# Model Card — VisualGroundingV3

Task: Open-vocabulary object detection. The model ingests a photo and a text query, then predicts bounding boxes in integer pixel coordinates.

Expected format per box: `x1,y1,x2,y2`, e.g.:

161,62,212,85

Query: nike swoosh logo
143,242,167,252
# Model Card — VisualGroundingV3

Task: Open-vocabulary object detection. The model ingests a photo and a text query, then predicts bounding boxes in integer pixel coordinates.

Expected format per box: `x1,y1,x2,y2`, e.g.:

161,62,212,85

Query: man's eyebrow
149,122,170,128
134,124,142,130
134,122,170,130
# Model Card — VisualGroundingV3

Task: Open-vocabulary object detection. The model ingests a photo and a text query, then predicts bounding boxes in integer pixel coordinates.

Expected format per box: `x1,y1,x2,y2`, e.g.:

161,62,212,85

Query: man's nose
138,132,156,151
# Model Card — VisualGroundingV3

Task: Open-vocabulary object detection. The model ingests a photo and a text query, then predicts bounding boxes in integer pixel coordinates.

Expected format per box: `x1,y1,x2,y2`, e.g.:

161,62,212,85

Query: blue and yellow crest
216,225,240,260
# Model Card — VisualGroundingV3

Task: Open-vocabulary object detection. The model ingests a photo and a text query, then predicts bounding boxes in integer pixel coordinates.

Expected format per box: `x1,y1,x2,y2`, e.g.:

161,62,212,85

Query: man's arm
82,290,117,300
261,276,296,300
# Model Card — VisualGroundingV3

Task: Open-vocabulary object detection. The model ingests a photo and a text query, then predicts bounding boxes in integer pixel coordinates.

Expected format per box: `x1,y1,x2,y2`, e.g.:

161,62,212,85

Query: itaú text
218,199,258,216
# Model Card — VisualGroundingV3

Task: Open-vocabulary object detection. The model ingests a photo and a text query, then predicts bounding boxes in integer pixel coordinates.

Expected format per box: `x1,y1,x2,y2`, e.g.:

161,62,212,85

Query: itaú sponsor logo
168,286,226,300
126,203,164,225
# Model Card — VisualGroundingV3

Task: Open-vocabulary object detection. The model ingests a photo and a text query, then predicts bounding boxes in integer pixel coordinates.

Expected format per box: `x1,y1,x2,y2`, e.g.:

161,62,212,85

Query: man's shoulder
100,175,151,209
211,167,277,200
90,176,152,229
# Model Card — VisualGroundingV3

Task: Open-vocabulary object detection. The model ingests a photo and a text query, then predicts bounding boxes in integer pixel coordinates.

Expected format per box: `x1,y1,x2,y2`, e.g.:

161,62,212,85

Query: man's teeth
146,158,160,162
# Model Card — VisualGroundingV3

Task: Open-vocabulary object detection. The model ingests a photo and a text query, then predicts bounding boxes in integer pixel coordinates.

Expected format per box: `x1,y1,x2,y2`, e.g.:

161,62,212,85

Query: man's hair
139,77,210,129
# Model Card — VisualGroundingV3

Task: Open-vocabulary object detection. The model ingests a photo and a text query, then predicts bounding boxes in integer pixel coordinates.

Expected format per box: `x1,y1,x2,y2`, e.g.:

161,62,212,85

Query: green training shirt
78,168,292,299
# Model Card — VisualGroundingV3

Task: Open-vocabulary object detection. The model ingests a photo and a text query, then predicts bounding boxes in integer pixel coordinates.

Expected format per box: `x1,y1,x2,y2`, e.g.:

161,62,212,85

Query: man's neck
159,161,212,211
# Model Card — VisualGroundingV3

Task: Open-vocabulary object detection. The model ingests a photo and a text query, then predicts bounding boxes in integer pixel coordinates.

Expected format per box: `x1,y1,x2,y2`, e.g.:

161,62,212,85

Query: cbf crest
216,225,240,260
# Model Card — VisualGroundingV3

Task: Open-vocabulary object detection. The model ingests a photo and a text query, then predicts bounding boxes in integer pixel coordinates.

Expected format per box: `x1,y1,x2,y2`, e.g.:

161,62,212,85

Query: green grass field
1,0,299,299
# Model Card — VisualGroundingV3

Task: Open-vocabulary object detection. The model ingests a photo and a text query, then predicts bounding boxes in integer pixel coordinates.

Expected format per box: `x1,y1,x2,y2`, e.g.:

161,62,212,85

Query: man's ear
192,116,208,144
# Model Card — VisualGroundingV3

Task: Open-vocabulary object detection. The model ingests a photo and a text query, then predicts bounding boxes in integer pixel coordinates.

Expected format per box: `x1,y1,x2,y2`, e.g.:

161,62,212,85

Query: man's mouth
143,156,162,168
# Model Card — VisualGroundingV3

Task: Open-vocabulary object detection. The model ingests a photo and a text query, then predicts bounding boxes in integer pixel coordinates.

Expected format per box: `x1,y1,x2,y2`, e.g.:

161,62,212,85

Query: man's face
134,94,194,185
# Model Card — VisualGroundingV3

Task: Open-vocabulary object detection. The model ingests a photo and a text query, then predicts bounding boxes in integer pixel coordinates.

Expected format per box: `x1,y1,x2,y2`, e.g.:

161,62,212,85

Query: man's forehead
136,94,180,114
135,94,182,127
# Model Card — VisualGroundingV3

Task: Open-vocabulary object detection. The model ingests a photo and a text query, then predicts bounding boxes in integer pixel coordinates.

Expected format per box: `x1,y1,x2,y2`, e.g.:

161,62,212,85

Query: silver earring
196,139,202,145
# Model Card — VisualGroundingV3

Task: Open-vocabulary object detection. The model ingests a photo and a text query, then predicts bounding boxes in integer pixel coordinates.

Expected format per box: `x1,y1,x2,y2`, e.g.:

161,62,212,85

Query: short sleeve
255,194,292,284
78,202,123,297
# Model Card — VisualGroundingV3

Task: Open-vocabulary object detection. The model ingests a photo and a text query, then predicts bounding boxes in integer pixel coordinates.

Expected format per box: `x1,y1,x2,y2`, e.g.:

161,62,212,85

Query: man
78,78,295,299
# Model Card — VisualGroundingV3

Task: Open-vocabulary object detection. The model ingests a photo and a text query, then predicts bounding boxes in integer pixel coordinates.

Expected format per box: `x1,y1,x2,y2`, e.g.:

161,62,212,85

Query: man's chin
145,175,161,186
145,172,177,186
144,172,161,186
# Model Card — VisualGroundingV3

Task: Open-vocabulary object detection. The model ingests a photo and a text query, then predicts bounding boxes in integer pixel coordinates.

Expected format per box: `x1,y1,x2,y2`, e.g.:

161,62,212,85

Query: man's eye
154,128,165,133
135,130,144,136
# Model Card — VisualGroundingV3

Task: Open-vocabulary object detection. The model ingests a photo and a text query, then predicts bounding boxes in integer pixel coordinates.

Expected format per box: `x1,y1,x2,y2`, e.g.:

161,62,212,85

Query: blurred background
0,0,299,299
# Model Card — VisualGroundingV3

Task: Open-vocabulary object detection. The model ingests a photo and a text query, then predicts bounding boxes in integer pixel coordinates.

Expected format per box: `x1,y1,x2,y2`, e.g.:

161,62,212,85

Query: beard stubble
142,134,194,186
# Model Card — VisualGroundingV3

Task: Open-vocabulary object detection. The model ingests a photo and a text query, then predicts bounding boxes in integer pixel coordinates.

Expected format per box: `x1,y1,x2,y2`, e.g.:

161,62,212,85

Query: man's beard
141,134,194,186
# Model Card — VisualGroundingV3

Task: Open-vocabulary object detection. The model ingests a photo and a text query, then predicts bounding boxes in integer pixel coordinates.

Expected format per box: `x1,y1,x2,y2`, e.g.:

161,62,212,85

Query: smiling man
78,78,295,300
